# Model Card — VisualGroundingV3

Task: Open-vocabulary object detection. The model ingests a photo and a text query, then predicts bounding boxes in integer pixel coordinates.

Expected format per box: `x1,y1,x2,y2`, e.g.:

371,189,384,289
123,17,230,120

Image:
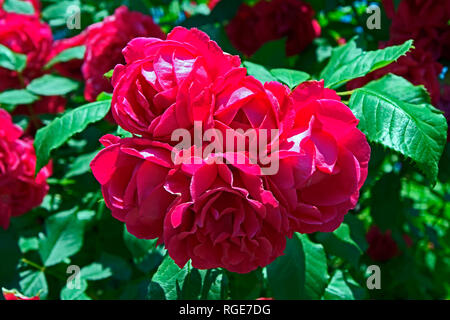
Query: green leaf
0,89,38,106
3,0,35,15
80,263,112,281
349,74,448,184
316,223,362,268
27,75,79,96
60,279,88,300
34,99,111,174
65,151,98,178
250,38,288,68
270,68,310,88
243,61,277,84
19,270,48,299
267,233,329,299
323,270,356,300
103,69,114,80
18,237,39,254
0,44,27,72
38,208,85,267
45,45,86,69
320,38,413,88
228,269,263,300
370,172,404,230
123,227,164,273
148,255,189,300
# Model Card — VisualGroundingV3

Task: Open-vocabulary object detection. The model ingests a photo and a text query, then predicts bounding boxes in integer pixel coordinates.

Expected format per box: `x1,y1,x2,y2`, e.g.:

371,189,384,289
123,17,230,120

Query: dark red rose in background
0,109,51,230
0,12,52,89
226,0,320,57
2,288,40,300
383,0,450,60
366,226,399,262
347,46,443,105
163,155,287,273
51,6,165,102
90,134,176,239
0,12,65,120
111,26,241,140
269,80,370,234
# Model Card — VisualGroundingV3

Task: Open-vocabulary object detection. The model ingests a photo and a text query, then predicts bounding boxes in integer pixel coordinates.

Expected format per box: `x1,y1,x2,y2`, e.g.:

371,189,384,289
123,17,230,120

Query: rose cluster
0,109,51,229
91,27,370,273
0,4,165,123
226,0,321,57
349,0,450,112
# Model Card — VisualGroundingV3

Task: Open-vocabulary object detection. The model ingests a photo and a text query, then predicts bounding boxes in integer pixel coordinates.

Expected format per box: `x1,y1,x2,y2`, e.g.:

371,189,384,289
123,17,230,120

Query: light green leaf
81,263,112,281
60,279,88,300
243,61,277,84
0,44,27,72
349,74,448,184
45,45,86,69
0,89,38,106
38,208,85,267
320,38,413,88
267,233,329,299
27,74,79,96
19,270,48,299
323,270,355,300
3,0,35,15
18,237,39,254
34,99,111,174
270,68,310,88
148,255,189,300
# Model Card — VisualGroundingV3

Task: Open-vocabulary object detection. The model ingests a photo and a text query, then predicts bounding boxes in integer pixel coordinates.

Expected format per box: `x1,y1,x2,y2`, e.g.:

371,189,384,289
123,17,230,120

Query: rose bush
0,0,449,301
0,109,51,230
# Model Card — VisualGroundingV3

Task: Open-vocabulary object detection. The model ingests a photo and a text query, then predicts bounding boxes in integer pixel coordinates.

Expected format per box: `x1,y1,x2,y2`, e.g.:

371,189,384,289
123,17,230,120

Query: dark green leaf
267,233,329,299
349,74,447,184
0,44,27,72
38,208,85,267
34,99,111,174
320,39,413,88
270,68,310,88
148,255,189,300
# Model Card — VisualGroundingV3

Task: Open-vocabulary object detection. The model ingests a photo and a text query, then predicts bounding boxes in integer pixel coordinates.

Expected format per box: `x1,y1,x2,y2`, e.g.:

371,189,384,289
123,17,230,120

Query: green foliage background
1,0,449,300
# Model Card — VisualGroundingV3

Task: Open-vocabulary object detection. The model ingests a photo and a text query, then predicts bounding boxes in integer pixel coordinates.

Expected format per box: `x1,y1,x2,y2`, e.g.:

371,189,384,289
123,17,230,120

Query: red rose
163,154,287,273
90,134,176,239
0,12,52,88
347,46,443,105
214,69,289,132
111,26,241,140
0,109,51,229
383,0,450,60
269,81,370,234
50,6,165,102
2,288,40,300
226,0,320,57
366,226,399,262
